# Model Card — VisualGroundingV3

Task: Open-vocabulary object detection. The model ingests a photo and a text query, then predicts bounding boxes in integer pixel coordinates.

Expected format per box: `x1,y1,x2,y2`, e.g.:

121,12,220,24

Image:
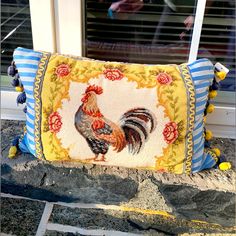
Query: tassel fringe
8,136,20,159
203,63,231,171
16,91,26,105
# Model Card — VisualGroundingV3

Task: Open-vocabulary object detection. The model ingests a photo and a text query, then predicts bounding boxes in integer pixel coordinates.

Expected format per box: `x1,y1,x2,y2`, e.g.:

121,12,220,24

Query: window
1,0,33,89
196,0,235,106
198,0,235,93
84,0,197,64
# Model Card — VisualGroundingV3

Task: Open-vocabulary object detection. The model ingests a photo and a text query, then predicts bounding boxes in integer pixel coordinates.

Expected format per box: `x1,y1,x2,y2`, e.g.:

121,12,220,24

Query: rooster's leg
99,154,106,162
94,154,99,161
85,155,98,161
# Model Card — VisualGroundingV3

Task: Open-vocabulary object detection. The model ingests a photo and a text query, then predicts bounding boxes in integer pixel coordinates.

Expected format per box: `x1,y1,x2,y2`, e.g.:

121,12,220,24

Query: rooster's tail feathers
120,108,157,155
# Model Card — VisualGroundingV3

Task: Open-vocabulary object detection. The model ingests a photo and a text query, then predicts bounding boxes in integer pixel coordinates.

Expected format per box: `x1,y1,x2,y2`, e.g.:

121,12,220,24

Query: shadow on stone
158,184,236,227
48,204,235,235
1,182,80,202
1,162,139,204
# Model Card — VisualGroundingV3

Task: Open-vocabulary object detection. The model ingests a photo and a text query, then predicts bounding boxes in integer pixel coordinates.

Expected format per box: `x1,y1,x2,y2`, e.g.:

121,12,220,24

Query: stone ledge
1,155,235,229
1,119,236,231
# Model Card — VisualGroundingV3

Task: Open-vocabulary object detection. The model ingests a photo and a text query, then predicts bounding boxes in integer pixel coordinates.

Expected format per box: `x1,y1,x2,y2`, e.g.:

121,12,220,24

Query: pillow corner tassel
7,60,28,159
8,136,20,159
8,60,26,112
203,62,231,171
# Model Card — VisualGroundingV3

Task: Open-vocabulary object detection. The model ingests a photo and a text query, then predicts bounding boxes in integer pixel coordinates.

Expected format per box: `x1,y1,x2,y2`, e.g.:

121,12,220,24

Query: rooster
74,85,157,161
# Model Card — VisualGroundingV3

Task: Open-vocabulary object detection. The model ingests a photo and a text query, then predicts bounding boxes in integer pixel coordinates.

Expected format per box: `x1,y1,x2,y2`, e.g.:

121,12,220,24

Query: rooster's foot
94,154,106,162
99,155,107,162
85,155,98,161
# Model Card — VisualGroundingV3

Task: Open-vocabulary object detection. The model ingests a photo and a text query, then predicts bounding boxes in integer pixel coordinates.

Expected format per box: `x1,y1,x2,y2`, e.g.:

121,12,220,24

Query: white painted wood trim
46,223,140,236
206,124,235,139
29,0,56,52
188,0,207,63
206,105,235,126
1,91,26,121
36,202,54,236
53,0,83,56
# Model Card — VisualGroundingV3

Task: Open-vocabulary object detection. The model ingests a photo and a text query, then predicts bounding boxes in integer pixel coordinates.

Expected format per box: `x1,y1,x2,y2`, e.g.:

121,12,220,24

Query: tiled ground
1,197,45,235
1,193,236,236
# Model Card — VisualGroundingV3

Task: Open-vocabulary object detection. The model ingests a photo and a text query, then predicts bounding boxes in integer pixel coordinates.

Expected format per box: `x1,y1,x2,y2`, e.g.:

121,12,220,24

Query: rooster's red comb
85,84,103,95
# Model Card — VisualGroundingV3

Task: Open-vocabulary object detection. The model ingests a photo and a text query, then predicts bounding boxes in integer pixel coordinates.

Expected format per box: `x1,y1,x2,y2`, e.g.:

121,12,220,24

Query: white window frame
1,0,235,139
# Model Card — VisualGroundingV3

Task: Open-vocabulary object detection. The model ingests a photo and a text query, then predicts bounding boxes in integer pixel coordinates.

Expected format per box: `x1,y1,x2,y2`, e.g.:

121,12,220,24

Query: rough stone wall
1,120,236,234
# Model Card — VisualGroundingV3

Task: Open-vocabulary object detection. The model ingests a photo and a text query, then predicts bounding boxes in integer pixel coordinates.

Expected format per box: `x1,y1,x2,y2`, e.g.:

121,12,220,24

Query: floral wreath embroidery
157,72,173,85
163,121,178,144
103,68,123,81
55,64,71,77
48,112,62,133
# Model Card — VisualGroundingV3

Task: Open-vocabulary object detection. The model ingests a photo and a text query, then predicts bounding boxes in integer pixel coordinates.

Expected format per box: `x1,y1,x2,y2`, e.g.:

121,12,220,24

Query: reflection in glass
85,0,197,64
1,0,33,78
198,0,235,92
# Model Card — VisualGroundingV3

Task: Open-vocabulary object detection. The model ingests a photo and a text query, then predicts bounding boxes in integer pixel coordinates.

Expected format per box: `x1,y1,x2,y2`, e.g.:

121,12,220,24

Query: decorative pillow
8,47,229,174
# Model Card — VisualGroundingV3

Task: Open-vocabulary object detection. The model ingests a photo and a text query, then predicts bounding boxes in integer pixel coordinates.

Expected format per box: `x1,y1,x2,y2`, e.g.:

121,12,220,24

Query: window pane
84,0,197,64
198,0,235,92
1,0,33,88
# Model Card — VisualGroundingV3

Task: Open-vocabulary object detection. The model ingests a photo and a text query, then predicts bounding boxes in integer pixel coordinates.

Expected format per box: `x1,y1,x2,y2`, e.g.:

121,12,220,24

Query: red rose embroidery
103,68,123,81
48,112,62,133
55,64,70,77
163,122,178,144
157,73,172,85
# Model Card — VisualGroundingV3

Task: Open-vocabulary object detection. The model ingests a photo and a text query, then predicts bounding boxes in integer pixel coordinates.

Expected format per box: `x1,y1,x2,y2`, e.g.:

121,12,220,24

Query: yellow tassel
205,130,213,141
8,146,17,158
206,104,215,113
219,162,231,171
203,116,207,124
15,86,24,92
209,90,218,99
212,148,221,157
216,71,227,81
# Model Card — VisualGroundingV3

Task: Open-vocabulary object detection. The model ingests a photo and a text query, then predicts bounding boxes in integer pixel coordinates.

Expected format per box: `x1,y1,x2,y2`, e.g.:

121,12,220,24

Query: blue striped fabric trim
16,64,38,69
187,58,215,173
190,66,213,72
195,82,211,89
196,91,208,99
19,72,37,77
14,55,41,61
23,81,34,86
192,153,216,173
191,74,214,81
13,47,42,156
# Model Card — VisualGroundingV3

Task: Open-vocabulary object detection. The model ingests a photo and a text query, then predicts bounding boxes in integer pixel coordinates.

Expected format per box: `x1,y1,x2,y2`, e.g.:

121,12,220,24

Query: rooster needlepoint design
74,84,157,162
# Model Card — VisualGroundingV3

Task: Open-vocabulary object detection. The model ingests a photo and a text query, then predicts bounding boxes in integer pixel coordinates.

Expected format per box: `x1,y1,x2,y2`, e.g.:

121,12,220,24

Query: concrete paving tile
49,205,139,233
48,204,236,235
1,197,45,236
44,230,90,236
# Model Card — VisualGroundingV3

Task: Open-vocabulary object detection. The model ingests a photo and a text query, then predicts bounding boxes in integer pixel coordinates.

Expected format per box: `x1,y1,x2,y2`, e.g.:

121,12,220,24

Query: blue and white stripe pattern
13,47,42,156
188,58,215,173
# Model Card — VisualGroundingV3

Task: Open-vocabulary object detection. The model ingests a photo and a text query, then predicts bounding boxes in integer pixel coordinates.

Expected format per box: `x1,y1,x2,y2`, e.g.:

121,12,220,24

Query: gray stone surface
211,137,236,168
48,204,235,235
158,184,236,227
123,179,172,212
1,119,236,233
45,231,86,236
1,197,45,236
49,206,139,233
